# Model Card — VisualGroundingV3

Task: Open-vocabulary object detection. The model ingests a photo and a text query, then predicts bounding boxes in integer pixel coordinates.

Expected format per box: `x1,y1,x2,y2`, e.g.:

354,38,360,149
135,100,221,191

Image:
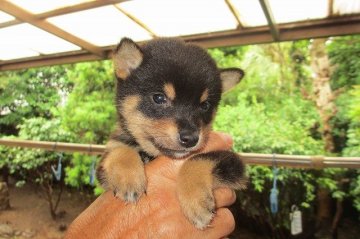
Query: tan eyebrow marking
164,83,176,101
200,89,209,103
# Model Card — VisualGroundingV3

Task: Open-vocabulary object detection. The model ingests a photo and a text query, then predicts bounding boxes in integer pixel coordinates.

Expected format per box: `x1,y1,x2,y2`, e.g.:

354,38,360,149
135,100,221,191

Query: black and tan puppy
97,38,246,229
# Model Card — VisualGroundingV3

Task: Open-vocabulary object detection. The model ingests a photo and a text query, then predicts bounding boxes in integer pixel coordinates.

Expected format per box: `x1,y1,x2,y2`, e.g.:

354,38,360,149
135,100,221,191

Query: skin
65,132,237,239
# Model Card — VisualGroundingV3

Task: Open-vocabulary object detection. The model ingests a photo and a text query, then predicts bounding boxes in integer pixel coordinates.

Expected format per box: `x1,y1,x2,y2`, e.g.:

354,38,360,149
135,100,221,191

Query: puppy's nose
179,130,199,148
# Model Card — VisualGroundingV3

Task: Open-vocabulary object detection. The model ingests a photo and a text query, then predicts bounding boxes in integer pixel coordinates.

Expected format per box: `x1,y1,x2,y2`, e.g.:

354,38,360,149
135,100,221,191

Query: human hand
65,132,236,239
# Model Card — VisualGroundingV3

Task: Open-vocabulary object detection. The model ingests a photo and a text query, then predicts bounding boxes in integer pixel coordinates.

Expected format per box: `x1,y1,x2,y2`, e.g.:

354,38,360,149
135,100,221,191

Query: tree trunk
309,38,337,152
309,39,338,239
1,167,9,184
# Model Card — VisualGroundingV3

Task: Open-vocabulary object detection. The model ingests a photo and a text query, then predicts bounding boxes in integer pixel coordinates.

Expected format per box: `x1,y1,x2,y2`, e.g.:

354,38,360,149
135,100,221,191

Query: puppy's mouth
149,138,194,158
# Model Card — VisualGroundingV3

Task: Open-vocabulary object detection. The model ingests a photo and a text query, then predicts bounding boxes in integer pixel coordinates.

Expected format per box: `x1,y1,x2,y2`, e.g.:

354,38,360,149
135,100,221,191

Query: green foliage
327,36,360,90
215,93,323,155
65,153,103,195
350,172,360,211
212,38,359,235
343,86,360,157
0,117,74,178
0,66,71,135
208,46,247,68
55,61,116,194
57,61,116,144
212,43,324,235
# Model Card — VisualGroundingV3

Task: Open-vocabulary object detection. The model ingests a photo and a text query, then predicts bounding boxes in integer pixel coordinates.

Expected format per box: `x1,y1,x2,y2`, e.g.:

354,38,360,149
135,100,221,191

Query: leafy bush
57,61,116,144
214,88,323,235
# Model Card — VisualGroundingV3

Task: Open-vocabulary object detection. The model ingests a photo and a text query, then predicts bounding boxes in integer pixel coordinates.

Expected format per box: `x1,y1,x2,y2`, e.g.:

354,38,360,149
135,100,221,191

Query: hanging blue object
51,153,62,181
270,154,278,214
89,156,97,186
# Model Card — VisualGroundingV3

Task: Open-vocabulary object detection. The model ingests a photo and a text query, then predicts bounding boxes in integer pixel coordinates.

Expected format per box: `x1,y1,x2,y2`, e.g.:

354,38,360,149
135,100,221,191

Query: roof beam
37,0,129,19
258,0,279,41
0,1,104,58
224,0,243,29
1,16,360,71
0,19,20,28
0,0,129,29
114,5,158,38
328,0,334,16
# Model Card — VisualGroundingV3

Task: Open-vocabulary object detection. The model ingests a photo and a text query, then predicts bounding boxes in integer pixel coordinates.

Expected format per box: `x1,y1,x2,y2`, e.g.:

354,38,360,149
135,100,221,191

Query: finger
201,208,235,239
213,187,236,208
201,132,233,153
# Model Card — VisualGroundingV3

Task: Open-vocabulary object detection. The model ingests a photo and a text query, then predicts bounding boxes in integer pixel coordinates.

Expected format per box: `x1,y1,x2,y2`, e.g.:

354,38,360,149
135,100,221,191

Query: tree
0,66,71,136
0,118,75,219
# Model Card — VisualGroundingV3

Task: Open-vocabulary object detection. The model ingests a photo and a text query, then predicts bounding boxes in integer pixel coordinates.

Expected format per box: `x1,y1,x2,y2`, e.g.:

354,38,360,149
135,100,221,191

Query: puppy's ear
220,68,244,93
113,38,143,79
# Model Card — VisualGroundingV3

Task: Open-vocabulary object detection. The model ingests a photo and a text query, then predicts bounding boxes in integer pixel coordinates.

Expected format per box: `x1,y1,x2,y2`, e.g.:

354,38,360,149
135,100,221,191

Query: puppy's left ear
113,38,143,80
220,68,244,93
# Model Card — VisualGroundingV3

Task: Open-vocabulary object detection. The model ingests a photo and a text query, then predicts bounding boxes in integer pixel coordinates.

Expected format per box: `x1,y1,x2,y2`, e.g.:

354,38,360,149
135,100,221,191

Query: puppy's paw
110,166,146,203
97,146,146,203
177,159,217,229
178,186,215,229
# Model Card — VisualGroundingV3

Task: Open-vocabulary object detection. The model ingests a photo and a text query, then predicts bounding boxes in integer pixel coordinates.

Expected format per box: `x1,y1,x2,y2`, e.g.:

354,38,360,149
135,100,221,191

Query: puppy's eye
152,93,167,104
200,101,211,112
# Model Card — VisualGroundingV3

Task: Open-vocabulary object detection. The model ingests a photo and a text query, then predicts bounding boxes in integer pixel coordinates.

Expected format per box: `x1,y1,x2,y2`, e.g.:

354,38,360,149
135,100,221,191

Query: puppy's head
113,38,244,158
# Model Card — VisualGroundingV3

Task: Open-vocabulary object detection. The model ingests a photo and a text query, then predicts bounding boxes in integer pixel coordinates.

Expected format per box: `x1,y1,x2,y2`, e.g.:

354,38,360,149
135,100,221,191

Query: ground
0,183,93,239
0,183,262,239
0,183,358,239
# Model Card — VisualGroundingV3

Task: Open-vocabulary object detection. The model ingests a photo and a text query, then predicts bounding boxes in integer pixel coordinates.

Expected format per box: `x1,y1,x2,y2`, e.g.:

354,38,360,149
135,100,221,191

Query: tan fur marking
164,83,176,101
121,96,161,156
103,145,140,171
150,119,178,142
220,70,242,92
178,159,217,229
200,89,209,103
178,159,216,195
106,139,124,151
101,143,146,201
113,42,143,79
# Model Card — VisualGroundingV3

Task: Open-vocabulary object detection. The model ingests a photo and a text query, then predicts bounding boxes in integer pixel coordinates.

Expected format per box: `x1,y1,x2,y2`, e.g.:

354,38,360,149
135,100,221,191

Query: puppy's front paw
110,166,146,203
97,146,146,203
178,185,215,229
177,159,217,229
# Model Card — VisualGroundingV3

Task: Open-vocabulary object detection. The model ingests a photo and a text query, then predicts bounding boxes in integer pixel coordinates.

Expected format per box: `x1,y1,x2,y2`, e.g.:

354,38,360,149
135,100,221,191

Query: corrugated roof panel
0,23,80,60
48,6,152,46
9,0,94,14
269,0,329,23
0,11,15,23
118,0,238,37
333,0,360,15
229,0,268,27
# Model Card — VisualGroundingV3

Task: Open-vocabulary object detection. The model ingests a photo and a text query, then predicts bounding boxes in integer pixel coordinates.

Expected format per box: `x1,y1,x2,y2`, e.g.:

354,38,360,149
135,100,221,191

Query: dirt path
0,183,93,239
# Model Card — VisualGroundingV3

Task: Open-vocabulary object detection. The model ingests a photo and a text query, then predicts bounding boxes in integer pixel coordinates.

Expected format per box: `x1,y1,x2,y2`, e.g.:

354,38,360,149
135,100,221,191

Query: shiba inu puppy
97,37,246,229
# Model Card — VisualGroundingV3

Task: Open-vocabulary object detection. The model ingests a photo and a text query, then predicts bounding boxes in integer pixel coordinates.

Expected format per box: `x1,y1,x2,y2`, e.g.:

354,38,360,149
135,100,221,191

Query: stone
22,229,37,238
14,230,22,236
0,182,10,210
0,223,14,238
